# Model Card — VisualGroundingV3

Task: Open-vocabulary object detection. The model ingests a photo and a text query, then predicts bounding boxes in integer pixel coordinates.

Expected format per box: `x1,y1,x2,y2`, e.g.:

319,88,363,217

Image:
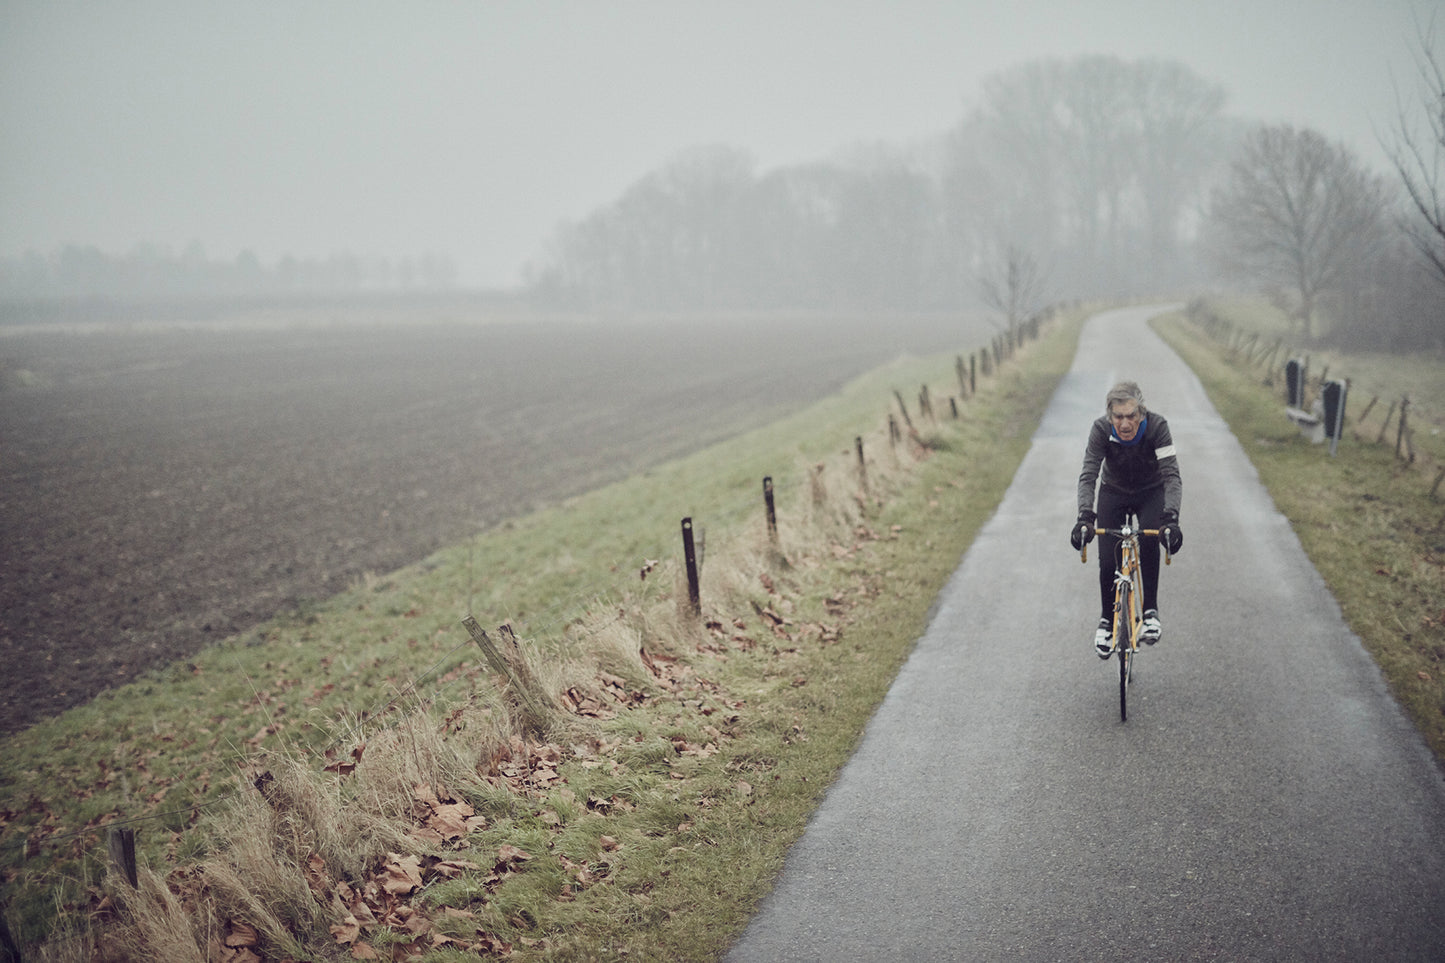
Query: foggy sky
0,0,1433,289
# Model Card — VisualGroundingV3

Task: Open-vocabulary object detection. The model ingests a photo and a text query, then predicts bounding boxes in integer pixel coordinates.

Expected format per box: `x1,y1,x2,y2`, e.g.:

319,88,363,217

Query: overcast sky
1,0,1435,289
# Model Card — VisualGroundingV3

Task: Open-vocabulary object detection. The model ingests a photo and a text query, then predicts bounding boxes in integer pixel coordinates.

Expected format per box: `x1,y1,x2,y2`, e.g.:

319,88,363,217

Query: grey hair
1105,381,1146,414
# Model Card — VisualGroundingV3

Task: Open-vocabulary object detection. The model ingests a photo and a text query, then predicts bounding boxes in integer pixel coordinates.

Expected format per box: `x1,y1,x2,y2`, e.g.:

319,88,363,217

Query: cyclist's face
1110,401,1143,440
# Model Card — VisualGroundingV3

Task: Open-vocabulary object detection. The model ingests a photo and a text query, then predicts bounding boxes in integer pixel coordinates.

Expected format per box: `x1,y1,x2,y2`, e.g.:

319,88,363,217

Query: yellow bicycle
1081,515,1171,721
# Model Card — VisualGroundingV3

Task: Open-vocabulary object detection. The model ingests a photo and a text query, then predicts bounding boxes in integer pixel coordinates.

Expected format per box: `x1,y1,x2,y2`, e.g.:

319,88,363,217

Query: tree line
0,242,459,299
528,55,1231,314
529,49,1445,353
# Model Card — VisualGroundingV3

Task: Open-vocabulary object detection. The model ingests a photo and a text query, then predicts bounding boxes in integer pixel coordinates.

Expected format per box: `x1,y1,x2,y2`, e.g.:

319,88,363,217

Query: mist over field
0,1,1433,304
3,0,1444,730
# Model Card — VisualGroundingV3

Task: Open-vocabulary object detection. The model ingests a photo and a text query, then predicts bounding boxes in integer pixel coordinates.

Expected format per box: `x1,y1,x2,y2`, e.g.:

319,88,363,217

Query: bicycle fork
1113,568,1142,652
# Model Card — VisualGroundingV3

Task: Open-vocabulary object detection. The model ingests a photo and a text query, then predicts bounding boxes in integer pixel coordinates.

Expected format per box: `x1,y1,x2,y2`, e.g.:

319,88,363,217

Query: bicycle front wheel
1116,583,1133,722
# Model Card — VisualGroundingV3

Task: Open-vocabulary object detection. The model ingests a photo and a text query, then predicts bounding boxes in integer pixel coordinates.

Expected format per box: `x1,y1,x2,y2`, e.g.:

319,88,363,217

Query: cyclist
1070,381,1183,657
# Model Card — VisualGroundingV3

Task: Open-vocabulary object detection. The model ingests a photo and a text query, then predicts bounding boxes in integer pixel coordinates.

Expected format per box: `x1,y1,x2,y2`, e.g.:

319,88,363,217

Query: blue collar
1111,415,1148,446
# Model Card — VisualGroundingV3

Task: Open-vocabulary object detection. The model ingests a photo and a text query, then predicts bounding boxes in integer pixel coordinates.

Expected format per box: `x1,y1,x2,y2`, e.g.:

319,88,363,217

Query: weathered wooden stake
1356,395,1378,427
969,354,977,394
892,390,916,432
855,436,868,492
762,476,777,543
810,462,827,506
949,397,959,419
1377,401,1397,445
108,826,139,889
462,616,555,734
681,517,701,617
0,902,21,963
888,414,899,448
1396,397,1410,460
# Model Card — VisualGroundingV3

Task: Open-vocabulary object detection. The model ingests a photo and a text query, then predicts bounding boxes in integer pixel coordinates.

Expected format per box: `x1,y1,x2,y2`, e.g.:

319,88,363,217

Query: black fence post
108,826,139,889
1285,358,1303,408
1322,380,1348,457
681,517,701,616
763,476,777,543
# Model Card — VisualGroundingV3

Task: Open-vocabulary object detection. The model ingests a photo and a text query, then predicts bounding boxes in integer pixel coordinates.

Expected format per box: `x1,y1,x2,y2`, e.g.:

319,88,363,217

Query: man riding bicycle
1070,381,1184,657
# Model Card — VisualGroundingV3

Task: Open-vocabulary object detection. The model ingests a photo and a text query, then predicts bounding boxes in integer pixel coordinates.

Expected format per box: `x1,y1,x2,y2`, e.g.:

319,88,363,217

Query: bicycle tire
1116,581,1133,722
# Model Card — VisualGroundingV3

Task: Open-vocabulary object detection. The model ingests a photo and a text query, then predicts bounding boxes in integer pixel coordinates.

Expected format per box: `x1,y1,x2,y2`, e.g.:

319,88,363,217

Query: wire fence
0,308,1061,913
1185,300,1445,495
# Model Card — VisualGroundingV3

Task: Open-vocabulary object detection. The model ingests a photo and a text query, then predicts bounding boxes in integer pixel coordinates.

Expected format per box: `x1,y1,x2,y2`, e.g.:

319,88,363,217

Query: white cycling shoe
1141,609,1162,645
1093,619,1113,659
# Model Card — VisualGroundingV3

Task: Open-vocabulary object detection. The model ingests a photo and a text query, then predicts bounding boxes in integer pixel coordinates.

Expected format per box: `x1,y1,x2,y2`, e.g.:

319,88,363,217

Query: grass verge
2,309,1087,961
1156,302,1445,767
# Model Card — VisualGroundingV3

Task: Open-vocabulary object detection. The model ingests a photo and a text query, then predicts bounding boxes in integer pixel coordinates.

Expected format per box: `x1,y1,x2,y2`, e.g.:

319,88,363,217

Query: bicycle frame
1081,515,1171,721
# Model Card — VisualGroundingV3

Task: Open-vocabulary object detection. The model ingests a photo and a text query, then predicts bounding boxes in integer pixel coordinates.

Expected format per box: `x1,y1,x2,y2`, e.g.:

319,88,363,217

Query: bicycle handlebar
1078,526,1173,566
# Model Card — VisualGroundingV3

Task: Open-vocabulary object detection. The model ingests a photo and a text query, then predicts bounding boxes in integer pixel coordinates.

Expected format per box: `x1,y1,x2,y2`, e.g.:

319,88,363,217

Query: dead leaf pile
409,783,487,846
322,848,517,960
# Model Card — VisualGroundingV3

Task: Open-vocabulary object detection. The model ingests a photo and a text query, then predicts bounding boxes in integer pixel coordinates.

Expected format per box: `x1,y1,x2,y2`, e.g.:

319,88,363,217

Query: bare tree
1203,124,1390,339
958,56,1226,297
1385,18,1445,286
977,242,1048,329
1131,59,1229,269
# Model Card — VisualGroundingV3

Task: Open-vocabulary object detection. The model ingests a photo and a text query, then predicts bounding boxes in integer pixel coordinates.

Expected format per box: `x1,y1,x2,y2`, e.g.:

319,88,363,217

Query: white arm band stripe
1155,444,1177,460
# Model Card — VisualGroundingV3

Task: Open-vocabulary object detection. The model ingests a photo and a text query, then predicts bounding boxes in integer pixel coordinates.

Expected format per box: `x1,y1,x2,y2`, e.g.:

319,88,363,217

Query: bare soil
0,300,971,734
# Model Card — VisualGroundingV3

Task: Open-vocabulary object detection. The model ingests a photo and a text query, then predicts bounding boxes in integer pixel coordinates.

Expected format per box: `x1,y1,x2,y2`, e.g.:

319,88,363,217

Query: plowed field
0,301,972,733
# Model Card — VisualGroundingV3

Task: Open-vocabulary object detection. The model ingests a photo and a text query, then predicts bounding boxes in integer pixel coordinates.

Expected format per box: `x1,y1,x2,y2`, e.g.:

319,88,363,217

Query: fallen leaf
224,920,259,948
330,916,362,945
380,854,423,896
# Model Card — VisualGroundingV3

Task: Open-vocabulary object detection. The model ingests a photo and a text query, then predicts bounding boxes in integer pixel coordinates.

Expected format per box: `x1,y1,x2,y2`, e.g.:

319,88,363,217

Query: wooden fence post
892,390,916,434
1396,397,1410,460
462,617,556,734
681,517,701,617
1377,401,1397,445
108,826,139,889
919,384,934,422
762,476,777,543
0,902,21,963
855,436,868,493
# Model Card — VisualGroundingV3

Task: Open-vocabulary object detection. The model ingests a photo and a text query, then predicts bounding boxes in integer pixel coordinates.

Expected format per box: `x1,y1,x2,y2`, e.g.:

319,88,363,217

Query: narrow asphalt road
725,305,1445,961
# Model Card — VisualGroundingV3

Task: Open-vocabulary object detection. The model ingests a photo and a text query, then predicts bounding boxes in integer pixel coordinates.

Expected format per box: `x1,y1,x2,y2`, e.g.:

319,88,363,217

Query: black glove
1160,512,1183,554
1070,511,1096,551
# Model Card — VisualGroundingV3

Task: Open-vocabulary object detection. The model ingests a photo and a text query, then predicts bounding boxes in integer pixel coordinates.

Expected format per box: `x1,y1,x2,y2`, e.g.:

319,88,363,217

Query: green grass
1190,297,1445,433
1156,302,1445,766
1,310,1088,961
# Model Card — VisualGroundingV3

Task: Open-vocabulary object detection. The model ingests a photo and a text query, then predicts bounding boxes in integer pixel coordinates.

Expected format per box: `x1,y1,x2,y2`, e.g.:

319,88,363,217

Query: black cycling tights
1094,486,1165,620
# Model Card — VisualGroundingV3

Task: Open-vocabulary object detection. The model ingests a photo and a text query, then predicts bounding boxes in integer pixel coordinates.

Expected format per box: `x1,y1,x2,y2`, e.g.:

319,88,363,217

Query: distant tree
734,162,848,307
533,145,757,310
830,148,937,308
977,242,1048,329
1385,18,1445,287
1130,59,1230,270
1203,124,1390,339
955,56,1226,297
